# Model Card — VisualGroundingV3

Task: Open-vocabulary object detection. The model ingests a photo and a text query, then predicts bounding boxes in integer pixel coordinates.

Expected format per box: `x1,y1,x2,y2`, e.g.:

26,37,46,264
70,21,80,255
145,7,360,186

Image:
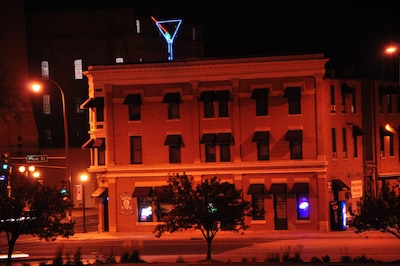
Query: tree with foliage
0,170,74,266
347,182,400,239
153,173,252,261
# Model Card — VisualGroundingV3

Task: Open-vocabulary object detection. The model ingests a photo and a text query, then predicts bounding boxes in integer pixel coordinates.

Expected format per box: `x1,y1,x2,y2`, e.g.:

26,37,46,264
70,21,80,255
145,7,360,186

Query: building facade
81,54,379,234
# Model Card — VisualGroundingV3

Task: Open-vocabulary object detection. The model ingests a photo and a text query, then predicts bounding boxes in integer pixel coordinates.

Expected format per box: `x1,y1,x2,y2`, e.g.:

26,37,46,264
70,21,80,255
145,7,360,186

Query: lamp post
80,174,88,233
385,45,400,92
31,78,71,221
18,165,37,178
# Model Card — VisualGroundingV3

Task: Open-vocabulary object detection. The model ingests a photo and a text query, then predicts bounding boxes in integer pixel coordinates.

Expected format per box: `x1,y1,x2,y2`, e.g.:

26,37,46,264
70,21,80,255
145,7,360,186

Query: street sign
26,154,48,163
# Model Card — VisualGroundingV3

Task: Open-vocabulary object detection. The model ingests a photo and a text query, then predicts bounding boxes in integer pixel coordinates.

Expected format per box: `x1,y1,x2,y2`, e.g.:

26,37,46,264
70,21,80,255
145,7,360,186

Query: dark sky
25,1,400,79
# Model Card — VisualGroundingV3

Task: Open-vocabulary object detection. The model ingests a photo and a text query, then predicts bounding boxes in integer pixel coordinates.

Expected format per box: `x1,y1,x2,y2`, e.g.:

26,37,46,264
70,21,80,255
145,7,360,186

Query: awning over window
91,187,108,198
352,125,365,136
92,138,105,148
341,83,355,94
199,91,215,101
283,87,301,98
162,92,181,103
132,187,153,197
200,133,217,144
80,97,104,108
81,138,94,149
215,90,232,101
123,94,142,105
247,184,266,194
291,183,309,194
379,85,399,95
251,88,269,99
285,130,302,141
164,135,183,146
252,131,269,143
215,133,234,144
269,183,287,194
332,179,350,191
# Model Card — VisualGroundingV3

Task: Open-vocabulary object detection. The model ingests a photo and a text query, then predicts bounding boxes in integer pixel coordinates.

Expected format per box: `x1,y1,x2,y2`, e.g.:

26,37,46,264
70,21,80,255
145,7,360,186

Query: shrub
322,254,331,262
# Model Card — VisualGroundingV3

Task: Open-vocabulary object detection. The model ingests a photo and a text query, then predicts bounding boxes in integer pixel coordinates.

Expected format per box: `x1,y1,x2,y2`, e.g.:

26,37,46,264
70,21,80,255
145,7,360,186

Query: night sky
25,1,400,79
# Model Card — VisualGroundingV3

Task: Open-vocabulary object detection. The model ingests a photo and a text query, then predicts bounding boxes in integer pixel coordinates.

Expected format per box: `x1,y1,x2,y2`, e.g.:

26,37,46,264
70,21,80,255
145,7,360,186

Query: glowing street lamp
384,45,400,92
31,79,71,221
80,174,88,233
18,165,38,178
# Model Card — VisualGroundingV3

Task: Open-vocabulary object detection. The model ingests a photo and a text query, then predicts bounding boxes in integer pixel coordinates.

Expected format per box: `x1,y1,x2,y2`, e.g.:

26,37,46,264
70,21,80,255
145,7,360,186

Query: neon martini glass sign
151,16,182,61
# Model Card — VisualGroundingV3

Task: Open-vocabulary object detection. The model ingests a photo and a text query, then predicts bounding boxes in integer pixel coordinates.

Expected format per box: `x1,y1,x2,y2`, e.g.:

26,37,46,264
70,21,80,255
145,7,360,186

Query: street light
80,174,88,233
384,45,400,91
31,78,71,221
18,165,38,178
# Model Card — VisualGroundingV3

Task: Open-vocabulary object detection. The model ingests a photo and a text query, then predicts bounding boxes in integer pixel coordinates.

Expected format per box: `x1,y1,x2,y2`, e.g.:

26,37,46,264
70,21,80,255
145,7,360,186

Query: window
285,130,302,159
199,91,215,118
341,83,355,113
252,131,269,160
352,125,364,158
43,129,52,145
331,128,337,157
247,184,266,220
342,128,347,158
200,133,217,162
135,19,141,33
251,88,269,116
41,61,49,78
80,97,104,122
162,92,181,119
192,27,196,40
291,183,310,220
116,57,124,63
43,95,51,114
284,87,301,114
130,136,142,164
124,94,142,121
74,59,83,80
215,90,231,117
380,126,394,157
138,197,153,222
215,133,234,162
164,135,183,163
297,193,310,220
93,138,106,165
330,85,336,112
351,92,357,113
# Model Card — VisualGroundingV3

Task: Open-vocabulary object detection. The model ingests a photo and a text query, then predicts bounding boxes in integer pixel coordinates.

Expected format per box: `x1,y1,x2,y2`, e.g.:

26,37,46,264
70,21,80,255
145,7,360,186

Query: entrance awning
291,183,309,194
80,97,104,108
132,187,153,197
200,133,217,144
123,94,142,105
332,179,350,191
269,183,287,194
164,135,184,146
247,184,266,194
285,130,302,141
91,187,108,198
252,131,269,143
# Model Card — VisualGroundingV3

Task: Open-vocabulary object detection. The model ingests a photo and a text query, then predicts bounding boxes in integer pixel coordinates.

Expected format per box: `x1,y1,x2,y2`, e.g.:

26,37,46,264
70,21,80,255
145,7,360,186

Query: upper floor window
341,83,355,113
124,94,142,121
199,90,232,118
41,61,49,78
284,87,301,114
215,133,234,162
74,59,83,80
199,91,215,118
215,90,231,117
331,128,337,158
116,57,124,64
380,126,394,157
135,19,141,33
352,125,364,158
164,134,183,163
43,95,51,114
200,133,216,162
342,127,348,158
251,88,269,116
330,85,336,112
285,130,302,159
162,92,181,120
130,136,142,164
252,131,269,160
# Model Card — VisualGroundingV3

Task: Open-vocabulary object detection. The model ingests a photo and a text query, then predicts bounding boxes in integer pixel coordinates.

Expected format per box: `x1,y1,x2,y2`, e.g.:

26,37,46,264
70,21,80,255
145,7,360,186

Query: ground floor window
137,197,153,222
296,193,310,220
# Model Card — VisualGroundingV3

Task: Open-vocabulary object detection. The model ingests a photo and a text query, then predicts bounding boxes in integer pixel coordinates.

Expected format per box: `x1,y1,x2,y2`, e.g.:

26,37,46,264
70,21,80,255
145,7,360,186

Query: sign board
351,180,363,198
26,154,48,163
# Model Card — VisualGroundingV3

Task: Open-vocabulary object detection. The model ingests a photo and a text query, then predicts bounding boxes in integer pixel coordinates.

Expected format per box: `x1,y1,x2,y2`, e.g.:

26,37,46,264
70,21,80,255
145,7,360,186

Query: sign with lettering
26,155,48,163
351,180,363,198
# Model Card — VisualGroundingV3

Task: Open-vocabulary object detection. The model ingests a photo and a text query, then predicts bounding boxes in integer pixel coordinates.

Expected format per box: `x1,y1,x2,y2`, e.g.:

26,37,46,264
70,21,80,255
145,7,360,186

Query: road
1,209,400,265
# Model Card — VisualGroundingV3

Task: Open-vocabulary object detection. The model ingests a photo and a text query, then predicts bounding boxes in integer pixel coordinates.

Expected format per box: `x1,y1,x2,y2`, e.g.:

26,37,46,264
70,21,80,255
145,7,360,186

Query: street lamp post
80,174,88,233
31,78,71,221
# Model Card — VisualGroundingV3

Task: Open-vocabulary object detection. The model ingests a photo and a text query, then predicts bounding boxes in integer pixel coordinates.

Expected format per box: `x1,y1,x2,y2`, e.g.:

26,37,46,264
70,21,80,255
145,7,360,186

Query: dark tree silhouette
0,171,74,266
348,183,400,239
153,173,251,261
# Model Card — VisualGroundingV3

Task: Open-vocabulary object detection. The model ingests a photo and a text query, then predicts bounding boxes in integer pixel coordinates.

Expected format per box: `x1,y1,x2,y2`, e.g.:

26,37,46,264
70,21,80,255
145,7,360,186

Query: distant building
82,53,399,233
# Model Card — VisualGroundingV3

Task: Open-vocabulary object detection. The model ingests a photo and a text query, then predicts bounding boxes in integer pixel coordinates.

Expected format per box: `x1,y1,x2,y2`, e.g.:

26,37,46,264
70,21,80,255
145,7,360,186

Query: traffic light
61,180,68,200
0,152,10,181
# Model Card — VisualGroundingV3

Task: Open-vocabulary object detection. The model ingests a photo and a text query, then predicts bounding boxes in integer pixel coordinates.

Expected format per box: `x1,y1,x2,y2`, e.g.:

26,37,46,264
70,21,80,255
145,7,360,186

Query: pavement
4,208,400,265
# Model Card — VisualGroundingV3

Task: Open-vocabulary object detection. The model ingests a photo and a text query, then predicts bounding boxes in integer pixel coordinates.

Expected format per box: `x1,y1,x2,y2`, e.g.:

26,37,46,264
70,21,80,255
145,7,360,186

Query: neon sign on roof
151,16,182,61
